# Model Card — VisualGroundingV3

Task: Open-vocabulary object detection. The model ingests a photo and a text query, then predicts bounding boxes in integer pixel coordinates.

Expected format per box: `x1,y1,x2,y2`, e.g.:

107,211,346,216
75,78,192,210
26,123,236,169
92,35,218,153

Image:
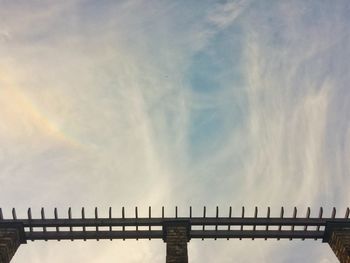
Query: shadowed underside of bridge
0,206,349,263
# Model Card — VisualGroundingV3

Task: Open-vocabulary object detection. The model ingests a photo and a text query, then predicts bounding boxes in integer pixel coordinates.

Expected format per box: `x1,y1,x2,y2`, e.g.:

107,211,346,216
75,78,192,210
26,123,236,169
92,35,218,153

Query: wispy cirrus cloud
0,1,349,262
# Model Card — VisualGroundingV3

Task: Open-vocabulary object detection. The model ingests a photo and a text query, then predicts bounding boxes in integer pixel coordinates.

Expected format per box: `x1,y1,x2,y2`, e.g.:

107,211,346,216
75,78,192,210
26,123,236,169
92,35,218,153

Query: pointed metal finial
122,207,125,241
202,206,206,241
41,208,47,241
148,206,151,240
109,207,112,240
252,207,258,240
345,207,349,219
215,206,219,240
81,207,86,241
240,206,245,240
331,207,336,218
27,208,33,236
135,207,139,241
302,207,310,241
227,206,232,240
290,207,297,240
12,208,17,220
265,207,270,240
277,207,284,240
95,207,99,241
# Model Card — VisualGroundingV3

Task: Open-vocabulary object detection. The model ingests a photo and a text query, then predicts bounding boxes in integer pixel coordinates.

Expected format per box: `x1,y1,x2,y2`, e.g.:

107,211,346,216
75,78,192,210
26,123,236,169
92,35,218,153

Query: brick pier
163,221,190,263
324,223,350,263
0,224,25,263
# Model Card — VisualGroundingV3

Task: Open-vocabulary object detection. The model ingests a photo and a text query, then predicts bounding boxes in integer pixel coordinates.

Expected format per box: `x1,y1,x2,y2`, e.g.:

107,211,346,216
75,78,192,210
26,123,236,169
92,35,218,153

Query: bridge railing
0,206,349,241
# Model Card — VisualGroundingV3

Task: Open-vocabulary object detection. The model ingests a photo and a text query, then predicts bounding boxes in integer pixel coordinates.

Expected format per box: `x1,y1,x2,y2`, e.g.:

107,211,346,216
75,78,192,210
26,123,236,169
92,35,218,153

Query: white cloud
208,0,250,29
1,1,350,262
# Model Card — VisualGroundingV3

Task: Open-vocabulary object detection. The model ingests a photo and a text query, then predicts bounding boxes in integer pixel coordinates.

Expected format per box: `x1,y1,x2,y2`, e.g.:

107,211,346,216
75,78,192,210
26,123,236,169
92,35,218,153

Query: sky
0,0,349,262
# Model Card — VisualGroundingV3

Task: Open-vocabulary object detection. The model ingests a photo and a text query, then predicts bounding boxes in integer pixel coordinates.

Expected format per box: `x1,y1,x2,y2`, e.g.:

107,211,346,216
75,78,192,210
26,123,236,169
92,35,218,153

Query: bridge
0,206,349,262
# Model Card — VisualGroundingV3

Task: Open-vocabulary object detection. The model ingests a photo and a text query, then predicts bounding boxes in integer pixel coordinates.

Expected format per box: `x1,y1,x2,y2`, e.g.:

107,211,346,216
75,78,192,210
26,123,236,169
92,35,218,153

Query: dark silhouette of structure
0,206,349,262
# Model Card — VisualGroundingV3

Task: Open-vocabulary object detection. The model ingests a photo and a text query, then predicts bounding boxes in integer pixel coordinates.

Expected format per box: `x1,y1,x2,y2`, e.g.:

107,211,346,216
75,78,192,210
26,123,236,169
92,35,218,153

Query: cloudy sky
1,0,349,262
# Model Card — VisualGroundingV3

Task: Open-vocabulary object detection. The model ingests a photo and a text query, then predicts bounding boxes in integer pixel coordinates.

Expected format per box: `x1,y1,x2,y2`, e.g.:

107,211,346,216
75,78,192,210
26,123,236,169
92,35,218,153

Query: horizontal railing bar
190,230,325,239
2,218,349,227
26,231,163,240
23,230,325,241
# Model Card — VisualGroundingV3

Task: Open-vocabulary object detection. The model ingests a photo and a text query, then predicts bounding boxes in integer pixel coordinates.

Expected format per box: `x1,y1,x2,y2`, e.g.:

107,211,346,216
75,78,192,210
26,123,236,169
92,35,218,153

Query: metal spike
162,206,164,218
290,207,297,240
318,207,323,218
27,208,33,238
122,207,125,241
345,207,349,219
95,207,99,241
149,206,151,240
81,207,86,241
252,207,258,240
135,207,138,241
227,206,232,240
54,208,60,241
315,207,323,240
306,207,311,218
293,207,297,217
215,206,219,240
0,208,3,220
27,208,32,220
278,207,284,240
27,208,33,241
41,207,45,219
109,207,112,239
12,208,17,220
189,206,192,218
95,207,98,219
41,208,47,241
109,207,112,218
331,207,336,218
265,207,270,240
68,207,73,241
175,206,178,218
202,206,206,241
302,207,310,241
240,207,244,240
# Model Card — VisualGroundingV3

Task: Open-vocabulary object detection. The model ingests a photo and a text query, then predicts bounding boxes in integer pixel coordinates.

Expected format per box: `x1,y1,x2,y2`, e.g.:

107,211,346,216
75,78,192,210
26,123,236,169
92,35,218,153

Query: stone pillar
0,224,26,263
163,221,190,263
324,223,350,263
